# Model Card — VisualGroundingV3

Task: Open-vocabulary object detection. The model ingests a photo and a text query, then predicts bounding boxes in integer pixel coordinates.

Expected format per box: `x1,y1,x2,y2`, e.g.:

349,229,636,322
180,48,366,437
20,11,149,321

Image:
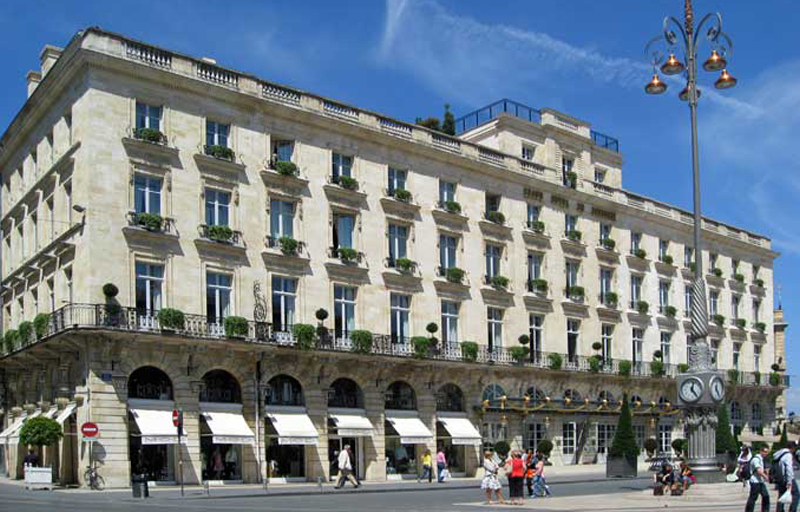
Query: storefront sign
400,437,434,445
278,437,317,445
451,438,483,446
212,435,256,445
337,429,373,437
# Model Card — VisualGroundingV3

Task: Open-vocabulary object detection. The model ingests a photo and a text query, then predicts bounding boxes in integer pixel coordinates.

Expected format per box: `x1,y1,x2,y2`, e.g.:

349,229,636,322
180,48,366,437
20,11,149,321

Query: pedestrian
532,450,551,497
505,450,525,505
744,445,770,512
481,449,505,505
225,447,238,479
421,449,433,483
22,449,39,467
334,444,360,489
773,440,799,512
436,448,447,483
737,446,752,487
524,449,537,497
211,448,224,480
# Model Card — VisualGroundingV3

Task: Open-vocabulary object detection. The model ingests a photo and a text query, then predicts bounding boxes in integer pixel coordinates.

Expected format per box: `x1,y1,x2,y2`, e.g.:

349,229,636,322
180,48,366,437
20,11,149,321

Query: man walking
774,441,798,512
744,445,769,512
334,444,360,489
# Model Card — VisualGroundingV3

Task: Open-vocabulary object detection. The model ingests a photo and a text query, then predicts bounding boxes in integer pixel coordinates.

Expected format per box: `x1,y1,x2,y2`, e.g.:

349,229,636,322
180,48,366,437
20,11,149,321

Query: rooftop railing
455,99,541,134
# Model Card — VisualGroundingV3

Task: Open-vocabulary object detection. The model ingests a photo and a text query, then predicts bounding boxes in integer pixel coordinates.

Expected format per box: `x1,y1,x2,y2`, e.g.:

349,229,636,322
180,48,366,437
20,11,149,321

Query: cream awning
130,408,184,445
55,404,77,425
201,410,256,445
0,414,27,442
42,407,59,419
386,413,434,444
438,416,482,446
329,410,374,437
8,410,41,441
266,411,318,445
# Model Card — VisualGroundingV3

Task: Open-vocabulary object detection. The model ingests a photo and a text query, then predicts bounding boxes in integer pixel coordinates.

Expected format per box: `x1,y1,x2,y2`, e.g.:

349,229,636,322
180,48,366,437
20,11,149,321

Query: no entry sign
172,409,180,428
81,421,99,442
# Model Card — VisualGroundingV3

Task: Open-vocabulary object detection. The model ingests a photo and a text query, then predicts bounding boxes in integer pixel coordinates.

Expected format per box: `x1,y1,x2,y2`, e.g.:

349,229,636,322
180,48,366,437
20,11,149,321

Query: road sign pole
178,409,184,497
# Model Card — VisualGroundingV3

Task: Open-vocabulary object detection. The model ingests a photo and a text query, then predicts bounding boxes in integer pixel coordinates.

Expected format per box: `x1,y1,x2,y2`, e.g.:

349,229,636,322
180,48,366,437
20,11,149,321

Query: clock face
679,377,703,403
709,376,725,402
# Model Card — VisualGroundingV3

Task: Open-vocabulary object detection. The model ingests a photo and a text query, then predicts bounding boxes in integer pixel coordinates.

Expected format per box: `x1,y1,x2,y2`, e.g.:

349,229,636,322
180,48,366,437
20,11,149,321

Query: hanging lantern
661,53,685,75
714,69,738,89
645,74,667,95
679,85,702,101
703,49,727,72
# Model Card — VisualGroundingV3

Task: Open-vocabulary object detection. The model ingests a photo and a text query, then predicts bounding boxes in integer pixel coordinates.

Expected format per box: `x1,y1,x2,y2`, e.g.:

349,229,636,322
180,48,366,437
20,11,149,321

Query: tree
772,423,788,453
442,104,456,135
716,404,737,454
19,416,63,462
415,116,441,131
609,393,640,459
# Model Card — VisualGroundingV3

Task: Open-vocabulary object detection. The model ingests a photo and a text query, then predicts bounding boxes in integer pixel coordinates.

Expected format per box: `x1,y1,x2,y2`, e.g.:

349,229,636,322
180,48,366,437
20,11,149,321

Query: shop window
266,374,304,406
128,366,173,400
436,383,464,412
385,381,416,410
200,369,241,403
481,384,506,404
328,378,364,409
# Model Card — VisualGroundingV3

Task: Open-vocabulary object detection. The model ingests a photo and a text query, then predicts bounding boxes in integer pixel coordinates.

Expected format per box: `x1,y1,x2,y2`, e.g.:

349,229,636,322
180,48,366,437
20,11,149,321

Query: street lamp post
644,0,737,484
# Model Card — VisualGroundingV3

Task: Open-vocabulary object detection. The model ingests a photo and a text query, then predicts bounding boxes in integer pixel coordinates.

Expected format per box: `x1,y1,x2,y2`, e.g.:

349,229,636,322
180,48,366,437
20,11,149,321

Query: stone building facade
0,28,787,488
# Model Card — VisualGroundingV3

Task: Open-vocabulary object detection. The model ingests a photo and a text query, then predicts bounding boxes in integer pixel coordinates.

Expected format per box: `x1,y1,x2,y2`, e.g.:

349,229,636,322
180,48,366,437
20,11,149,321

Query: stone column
305,387,328,482
364,387,386,481
241,376,259,484
176,376,201,486
685,407,719,483
418,387,437,477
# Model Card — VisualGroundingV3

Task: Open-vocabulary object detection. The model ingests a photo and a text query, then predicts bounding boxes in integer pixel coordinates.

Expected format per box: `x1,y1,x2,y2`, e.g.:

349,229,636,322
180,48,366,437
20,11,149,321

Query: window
709,253,718,270
709,290,719,315
732,342,741,371
752,299,760,323
271,276,296,332
562,422,576,455
441,301,459,344
439,181,456,205
206,272,232,324
597,424,617,454
594,167,606,183
482,422,508,449
47,278,55,313
332,213,355,249
752,403,762,423
631,232,642,254
526,204,540,228
525,423,546,452
732,259,740,274
135,262,163,315
600,268,613,304
732,295,740,320
754,345,761,371
31,150,37,177
730,401,742,422
599,223,611,242
659,240,669,261
205,120,229,147
529,314,543,359
485,244,501,280
136,102,162,131
439,234,457,270
658,425,672,454
387,223,408,264
46,198,54,242
46,131,54,163
685,285,693,315
660,332,672,364
31,214,37,253
134,174,162,215
632,328,644,368
387,167,407,195
390,293,410,343
564,214,577,236
482,384,506,402
566,260,579,289
64,266,73,305
485,193,501,215
205,189,230,226
601,324,613,361
487,307,503,351
659,281,670,313
634,425,646,448
65,112,72,145
684,246,694,268
31,288,38,315
567,319,580,365
331,152,352,182
334,285,356,339
17,224,24,260
753,265,760,280
521,145,536,161
527,253,542,285
272,140,294,163
710,339,719,368
270,199,295,238
561,157,574,187
630,275,642,308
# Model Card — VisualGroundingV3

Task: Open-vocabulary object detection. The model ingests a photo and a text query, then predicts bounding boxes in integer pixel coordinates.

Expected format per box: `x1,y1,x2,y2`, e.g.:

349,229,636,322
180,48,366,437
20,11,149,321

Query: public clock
679,376,703,404
709,376,725,402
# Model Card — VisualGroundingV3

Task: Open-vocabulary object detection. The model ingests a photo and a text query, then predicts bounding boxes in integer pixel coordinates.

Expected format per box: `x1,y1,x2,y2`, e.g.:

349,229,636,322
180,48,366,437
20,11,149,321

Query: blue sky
1,1,797,413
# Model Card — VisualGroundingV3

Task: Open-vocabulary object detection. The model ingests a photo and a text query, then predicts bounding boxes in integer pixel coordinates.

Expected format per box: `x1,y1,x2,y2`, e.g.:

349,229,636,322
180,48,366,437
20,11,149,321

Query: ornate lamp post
644,0,737,483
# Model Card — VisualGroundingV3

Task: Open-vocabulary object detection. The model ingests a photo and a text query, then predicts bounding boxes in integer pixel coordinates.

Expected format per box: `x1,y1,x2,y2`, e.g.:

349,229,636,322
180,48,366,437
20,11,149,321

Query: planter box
24,465,53,490
606,456,638,478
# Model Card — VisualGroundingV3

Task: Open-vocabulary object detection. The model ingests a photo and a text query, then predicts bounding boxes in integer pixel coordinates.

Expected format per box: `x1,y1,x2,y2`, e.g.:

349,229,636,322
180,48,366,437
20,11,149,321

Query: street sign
81,422,99,442
172,409,180,428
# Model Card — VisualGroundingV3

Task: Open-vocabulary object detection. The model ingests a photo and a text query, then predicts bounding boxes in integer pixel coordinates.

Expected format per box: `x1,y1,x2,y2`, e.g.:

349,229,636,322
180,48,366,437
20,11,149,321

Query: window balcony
328,246,363,264
125,211,177,236
265,235,306,257
196,224,245,251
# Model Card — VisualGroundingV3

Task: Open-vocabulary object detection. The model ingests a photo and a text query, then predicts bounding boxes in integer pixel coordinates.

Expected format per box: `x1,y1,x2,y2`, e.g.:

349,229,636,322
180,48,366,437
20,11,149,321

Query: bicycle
84,465,105,491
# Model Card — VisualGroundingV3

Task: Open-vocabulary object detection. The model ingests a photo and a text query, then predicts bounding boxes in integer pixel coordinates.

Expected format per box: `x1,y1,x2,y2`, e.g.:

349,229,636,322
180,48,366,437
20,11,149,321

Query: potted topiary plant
643,438,659,459
444,201,462,214
3,330,18,354
604,292,618,308
206,224,234,242
486,211,505,225
665,305,677,318
491,275,509,289
18,322,33,345
530,278,548,294
493,441,511,459
274,160,299,176
337,247,358,263
19,416,63,486
396,257,416,273
678,363,690,373
224,316,249,338
461,341,478,362
315,308,329,343
548,353,563,371
446,267,465,284
33,313,51,339
135,212,164,231
712,267,723,278
537,439,554,464
157,308,185,331
728,368,740,385
393,189,412,202
588,355,603,373
338,175,359,191
618,360,632,376
601,238,616,251
292,323,316,351
102,283,119,298
412,336,432,358
606,393,640,477
529,220,545,233
510,346,530,364
566,230,582,242
662,254,674,265
278,236,299,255
350,330,373,354
637,301,649,315
634,248,647,259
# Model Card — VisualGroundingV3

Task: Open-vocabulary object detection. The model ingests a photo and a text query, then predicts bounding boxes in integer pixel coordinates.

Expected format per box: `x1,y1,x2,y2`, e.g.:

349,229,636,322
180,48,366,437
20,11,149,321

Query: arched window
730,401,742,421
128,366,173,400
598,390,615,404
436,383,464,412
328,378,364,409
630,394,643,406
482,384,506,403
200,369,241,403
385,381,416,410
524,387,546,404
266,375,304,406
658,396,671,408
752,403,762,422
564,389,582,403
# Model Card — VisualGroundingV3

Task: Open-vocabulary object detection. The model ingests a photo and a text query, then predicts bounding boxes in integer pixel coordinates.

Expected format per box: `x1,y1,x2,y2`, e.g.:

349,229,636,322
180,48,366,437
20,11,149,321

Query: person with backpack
745,445,770,512
737,446,752,487
773,441,799,512
524,449,537,497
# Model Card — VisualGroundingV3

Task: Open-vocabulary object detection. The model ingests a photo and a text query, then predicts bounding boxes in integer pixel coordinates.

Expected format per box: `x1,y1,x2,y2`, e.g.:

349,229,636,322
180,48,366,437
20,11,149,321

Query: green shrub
665,305,677,318
105,303,121,316
604,292,618,307
134,127,166,144
602,238,616,250
728,369,740,385
510,346,529,362
650,360,665,377
19,416,63,451
736,318,747,329
548,353,562,370
772,363,781,372
278,236,299,255
491,275,509,289
755,322,766,333
671,438,687,456
3,330,18,353
566,229,582,242
157,308,185,330
316,324,329,340
637,301,649,314
135,212,164,231
529,220,545,233
446,267,465,284
206,224,233,241
772,424,789,453
274,160,299,176
493,441,511,458
396,258,416,272
18,322,33,344
567,286,584,298
733,273,745,283
315,308,329,322
486,211,505,224
337,247,358,262
292,323,316,350
716,405,738,454
206,144,234,160
224,316,249,337
588,355,602,372
609,394,640,459
643,438,659,456
591,341,603,351
754,278,764,288
530,278,548,293
33,313,51,339
634,248,647,259
618,360,632,376
444,201,462,214
102,283,119,298
350,330,373,354
426,323,438,335
393,189,412,202
411,336,432,358
662,254,674,265
518,334,530,345
565,170,578,185
712,314,725,326
461,341,478,362
678,363,690,373
537,439,553,458
689,262,696,272
337,175,358,190
770,372,782,386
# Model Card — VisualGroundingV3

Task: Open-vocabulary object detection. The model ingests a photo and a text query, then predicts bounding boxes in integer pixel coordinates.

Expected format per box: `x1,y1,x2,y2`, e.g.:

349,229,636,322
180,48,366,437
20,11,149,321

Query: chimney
26,70,42,98
39,45,63,77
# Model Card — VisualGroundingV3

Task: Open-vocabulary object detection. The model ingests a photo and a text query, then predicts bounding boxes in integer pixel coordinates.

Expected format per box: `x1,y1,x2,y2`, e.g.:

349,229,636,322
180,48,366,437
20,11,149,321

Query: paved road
0,477,653,512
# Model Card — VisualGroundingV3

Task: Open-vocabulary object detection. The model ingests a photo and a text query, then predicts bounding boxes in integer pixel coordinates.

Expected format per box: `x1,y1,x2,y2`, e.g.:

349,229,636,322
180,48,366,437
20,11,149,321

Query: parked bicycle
84,465,105,491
